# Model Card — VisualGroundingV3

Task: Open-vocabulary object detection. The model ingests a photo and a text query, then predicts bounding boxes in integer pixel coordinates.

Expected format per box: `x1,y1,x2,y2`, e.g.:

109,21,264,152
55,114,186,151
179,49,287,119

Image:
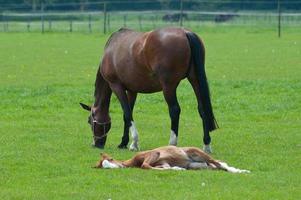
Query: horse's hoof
93,144,105,149
203,145,212,154
118,144,127,149
129,143,139,151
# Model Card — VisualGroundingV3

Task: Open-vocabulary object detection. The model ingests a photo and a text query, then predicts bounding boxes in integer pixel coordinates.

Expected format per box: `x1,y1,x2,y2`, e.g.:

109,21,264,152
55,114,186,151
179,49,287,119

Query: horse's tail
185,31,218,132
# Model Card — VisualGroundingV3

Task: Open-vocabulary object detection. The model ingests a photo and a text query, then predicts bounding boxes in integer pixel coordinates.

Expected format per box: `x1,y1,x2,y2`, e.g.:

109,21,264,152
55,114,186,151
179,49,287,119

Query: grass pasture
0,27,301,199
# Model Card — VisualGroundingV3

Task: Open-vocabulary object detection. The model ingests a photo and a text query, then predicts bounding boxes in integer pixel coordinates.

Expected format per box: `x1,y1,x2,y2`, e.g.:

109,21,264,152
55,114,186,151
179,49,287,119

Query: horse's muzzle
93,136,107,149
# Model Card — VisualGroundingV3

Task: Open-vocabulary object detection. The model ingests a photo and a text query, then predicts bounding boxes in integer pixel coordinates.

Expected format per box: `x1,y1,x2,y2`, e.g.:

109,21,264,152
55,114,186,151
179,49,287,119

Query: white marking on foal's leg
218,161,250,174
129,121,139,151
203,144,212,154
170,166,186,171
169,130,178,146
188,162,208,169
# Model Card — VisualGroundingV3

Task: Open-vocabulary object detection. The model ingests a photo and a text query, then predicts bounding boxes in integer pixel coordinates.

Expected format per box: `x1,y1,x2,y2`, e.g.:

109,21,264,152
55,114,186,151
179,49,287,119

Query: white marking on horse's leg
218,161,250,174
129,121,139,151
169,130,178,146
203,144,212,154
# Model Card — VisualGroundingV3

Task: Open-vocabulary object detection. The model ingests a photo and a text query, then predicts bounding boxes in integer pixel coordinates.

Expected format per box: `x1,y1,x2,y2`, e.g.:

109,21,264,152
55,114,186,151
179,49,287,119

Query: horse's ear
80,103,91,111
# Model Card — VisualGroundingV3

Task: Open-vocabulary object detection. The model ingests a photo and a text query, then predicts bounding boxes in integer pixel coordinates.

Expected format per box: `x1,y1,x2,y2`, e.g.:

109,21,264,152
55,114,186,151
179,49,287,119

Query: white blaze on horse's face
102,159,120,169
129,121,139,151
169,130,177,146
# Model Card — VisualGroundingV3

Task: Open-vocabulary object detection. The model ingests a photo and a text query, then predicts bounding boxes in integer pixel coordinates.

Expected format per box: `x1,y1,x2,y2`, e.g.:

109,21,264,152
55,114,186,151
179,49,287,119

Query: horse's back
144,28,191,72
102,27,191,92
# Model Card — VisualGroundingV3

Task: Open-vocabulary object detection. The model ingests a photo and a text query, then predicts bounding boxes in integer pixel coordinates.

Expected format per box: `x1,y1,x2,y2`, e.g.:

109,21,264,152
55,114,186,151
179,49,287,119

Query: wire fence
0,1,300,34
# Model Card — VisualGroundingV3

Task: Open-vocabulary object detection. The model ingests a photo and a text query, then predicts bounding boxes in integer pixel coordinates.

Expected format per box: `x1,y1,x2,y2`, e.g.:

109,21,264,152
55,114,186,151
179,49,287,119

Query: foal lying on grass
94,146,250,173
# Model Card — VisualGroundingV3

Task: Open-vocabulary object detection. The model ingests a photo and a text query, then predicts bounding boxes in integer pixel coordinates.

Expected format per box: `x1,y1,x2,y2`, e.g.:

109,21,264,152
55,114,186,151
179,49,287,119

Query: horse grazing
94,146,250,173
80,27,218,153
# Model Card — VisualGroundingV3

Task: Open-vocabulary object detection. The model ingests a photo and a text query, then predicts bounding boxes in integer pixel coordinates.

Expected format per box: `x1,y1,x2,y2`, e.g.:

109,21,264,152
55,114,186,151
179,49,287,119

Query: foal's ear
100,153,110,159
80,103,91,111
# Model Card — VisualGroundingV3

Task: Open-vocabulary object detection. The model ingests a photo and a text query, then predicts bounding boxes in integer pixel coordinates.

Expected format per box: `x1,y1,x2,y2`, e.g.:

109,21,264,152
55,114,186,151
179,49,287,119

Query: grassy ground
0,27,300,199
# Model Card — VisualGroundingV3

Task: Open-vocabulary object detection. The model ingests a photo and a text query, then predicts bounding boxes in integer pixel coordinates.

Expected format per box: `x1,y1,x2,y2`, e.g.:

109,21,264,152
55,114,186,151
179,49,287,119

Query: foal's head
80,103,111,149
94,153,124,169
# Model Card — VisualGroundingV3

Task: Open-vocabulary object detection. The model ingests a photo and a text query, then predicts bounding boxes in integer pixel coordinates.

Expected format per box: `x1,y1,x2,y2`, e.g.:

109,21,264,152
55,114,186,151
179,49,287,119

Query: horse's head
94,153,124,169
80,103,111,149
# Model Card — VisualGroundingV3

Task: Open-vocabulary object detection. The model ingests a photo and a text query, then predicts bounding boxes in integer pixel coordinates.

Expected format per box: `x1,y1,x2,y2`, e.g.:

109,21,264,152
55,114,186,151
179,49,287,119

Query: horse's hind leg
162,85,181,146
188,76,212,153
109,83,139,151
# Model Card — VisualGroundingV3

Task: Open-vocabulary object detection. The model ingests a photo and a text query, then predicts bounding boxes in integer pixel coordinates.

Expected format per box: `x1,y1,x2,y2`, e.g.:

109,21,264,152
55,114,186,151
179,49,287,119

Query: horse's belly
126,80,162,93
118,69,162,93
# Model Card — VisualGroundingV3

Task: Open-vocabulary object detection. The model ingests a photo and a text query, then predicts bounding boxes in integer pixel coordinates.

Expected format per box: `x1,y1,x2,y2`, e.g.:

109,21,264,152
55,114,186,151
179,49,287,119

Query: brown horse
80,27,218,153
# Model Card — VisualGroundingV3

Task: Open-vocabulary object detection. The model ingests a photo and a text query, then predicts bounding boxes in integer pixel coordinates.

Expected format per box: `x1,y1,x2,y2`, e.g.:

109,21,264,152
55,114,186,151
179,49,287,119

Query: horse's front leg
110,83,139,151
119,91,137,149
162,86,181,146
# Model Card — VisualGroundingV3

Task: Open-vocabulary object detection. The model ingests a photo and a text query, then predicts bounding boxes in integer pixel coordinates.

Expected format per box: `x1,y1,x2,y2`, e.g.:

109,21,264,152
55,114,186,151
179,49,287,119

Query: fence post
103,2,107,34
41,2,44,33
89,14,92,33
138,15,142,31
69,20,73,32
179,0,183,27
2,12,7,32
277,0,281,38
0,12,3,32
107,13,110,32
123,15,127,27
48,19,52,31
27,20,31,32
6,17,8,32
152,16,155,28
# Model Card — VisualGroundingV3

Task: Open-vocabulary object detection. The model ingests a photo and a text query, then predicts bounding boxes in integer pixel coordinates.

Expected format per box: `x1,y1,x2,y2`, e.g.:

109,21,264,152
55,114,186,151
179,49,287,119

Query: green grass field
0,27,300,199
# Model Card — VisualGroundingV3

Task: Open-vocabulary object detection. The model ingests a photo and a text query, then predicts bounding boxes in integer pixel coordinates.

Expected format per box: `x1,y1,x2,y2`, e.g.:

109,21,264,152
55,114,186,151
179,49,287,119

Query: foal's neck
121,159,135,168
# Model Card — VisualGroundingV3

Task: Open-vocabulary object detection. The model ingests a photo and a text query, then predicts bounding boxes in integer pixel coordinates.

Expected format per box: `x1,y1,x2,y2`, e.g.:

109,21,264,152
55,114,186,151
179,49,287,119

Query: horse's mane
104,27,132,49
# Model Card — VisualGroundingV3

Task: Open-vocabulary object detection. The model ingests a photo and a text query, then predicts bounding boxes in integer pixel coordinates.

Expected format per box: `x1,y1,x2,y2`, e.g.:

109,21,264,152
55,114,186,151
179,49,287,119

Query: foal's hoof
203,145,212,154
118,144,127,149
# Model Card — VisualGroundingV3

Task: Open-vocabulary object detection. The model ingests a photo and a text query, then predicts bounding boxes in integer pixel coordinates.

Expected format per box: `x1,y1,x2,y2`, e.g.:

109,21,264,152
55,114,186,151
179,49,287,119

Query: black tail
185,31,218,132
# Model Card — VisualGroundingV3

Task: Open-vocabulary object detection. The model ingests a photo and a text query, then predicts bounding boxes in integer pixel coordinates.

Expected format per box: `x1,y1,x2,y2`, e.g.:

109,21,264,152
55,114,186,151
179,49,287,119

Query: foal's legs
162,85,181,146
183,147,221,169
109,83,139,150
141,151,161,169
188,76,212,153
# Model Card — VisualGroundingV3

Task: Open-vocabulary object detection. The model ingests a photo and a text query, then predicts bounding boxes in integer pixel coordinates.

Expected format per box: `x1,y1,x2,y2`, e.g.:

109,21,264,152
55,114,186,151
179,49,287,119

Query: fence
0,1,301,36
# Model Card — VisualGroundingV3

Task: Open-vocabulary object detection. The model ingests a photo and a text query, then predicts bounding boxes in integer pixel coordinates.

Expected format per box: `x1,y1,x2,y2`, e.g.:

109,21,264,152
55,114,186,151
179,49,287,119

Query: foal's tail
185,31,218,132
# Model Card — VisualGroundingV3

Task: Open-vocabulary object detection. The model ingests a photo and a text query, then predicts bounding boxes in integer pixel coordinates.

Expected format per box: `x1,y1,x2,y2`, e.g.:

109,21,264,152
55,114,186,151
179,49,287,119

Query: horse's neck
93,69,112,120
